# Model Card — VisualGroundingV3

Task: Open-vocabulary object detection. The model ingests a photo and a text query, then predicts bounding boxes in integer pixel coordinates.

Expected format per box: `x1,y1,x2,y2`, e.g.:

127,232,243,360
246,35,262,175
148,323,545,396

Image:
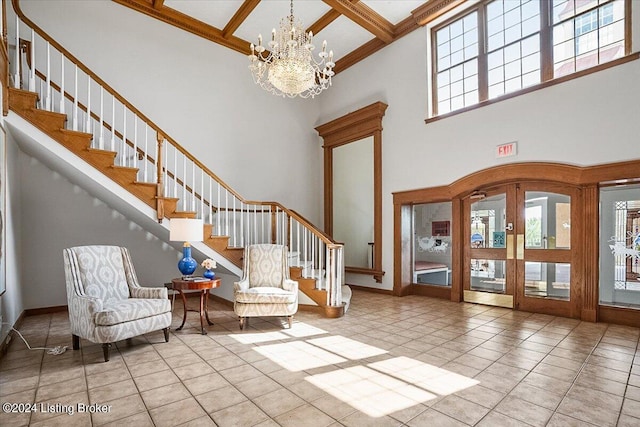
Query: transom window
431,0,629,116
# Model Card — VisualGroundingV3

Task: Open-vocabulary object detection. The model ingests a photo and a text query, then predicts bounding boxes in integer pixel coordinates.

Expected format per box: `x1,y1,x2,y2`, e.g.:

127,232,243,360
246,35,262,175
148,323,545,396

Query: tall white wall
318,9,640,290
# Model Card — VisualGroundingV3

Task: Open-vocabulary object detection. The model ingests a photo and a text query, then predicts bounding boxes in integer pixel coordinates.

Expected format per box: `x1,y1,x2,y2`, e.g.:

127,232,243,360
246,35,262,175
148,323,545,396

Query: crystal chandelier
248,0,335,98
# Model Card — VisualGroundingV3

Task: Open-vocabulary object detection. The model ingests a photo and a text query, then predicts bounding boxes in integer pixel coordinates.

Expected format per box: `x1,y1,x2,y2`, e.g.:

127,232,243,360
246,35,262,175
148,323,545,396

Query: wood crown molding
411,0,467,26
315,101,388,147
323,0,394,43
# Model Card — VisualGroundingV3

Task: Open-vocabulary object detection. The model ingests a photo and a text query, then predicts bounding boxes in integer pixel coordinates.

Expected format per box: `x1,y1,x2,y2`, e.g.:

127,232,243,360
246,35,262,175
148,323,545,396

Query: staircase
6,1,350,316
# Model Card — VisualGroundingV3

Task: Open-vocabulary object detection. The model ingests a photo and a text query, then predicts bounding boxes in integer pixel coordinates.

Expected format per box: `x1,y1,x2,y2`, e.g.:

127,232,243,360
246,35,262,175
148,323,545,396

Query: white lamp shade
169,218,203,242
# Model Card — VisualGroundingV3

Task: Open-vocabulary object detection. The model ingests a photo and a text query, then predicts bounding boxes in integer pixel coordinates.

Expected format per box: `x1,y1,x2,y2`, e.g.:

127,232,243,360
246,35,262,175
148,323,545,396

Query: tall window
552,0,626,76
431,0,629,116
435,12,479,114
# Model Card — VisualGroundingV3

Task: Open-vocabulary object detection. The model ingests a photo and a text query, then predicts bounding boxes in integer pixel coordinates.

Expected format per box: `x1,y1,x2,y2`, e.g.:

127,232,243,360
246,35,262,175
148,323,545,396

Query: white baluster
45,42,51,110
164,141,169,197
173,146,177,198
233,197,237,247
133,114,138,170
182,156,187,210
110,96,115,151
191,160,195,212
289,219,293,263
59,54,65,114
85,77,91,135
208,177,212,226
29,29,35,91
253,205,258,244
98,88,104,149
72,65,78,130
217,183,221,234
200,169,204,220
225,190,229,236
319,241,324,289
296,222,300,268
143,124,148,182
13,16,20,88
240,202,244,246
122,106,127,166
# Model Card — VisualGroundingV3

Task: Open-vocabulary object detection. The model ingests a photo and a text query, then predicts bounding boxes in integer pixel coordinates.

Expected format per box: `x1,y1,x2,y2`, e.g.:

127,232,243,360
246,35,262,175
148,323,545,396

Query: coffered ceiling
112,0,465,73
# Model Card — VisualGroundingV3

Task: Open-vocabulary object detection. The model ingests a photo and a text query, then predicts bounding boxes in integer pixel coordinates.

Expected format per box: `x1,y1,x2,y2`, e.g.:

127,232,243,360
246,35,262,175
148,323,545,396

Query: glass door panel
464,188,514,308
516,184,579,317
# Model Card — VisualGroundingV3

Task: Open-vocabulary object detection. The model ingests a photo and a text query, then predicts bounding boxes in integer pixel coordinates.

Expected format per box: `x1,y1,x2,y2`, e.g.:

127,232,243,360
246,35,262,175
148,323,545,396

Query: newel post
155,133,165,222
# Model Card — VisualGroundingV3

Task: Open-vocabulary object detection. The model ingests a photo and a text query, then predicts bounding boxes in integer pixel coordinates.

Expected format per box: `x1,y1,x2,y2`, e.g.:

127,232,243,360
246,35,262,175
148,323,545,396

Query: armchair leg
163,327,170,342
239,317,246,330
288,316,293,329
72,334,80,350
102,343,112,362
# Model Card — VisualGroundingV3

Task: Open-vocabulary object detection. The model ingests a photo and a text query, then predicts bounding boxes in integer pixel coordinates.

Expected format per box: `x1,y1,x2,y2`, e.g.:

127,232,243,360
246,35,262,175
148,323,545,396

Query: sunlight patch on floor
307,335,388,360
369,356,480,395
281,323,328,338
306,365,438,417
244,324,480,417
253,340,346,371
228,331,290,344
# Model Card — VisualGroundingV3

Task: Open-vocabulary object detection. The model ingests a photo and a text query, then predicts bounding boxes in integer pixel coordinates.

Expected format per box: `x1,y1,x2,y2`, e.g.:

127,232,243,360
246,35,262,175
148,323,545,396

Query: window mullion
477,5,488,102
540,0,553,82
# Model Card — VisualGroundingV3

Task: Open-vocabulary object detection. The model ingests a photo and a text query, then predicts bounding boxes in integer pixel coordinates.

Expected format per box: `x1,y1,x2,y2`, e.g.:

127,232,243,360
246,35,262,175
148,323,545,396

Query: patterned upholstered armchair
63,245,172,361
234,244,298,330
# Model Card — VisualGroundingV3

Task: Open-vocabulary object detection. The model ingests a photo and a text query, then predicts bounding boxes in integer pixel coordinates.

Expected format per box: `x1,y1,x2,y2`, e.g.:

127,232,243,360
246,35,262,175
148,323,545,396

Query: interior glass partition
412,202,453,287
600,184,640,308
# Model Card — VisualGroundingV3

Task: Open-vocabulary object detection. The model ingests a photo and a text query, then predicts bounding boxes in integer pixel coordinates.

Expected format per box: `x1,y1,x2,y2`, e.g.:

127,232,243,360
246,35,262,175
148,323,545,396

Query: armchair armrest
234,279,249,293
130,286,168,299
71,294,103,316
283,279,298,293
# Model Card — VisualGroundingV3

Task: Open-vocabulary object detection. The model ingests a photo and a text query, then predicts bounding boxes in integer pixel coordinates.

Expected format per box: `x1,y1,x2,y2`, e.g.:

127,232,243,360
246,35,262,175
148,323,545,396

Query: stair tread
110,164,140,172
134,181,156,188
87,147,117,156
60,128,92,138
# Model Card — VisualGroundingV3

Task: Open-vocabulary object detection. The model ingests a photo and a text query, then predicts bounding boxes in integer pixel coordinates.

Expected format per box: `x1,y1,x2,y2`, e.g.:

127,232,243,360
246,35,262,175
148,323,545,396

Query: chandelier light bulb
248,0,335,98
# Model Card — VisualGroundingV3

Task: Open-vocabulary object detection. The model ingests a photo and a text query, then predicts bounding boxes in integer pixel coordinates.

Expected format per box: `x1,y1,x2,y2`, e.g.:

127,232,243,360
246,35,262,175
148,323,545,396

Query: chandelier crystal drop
248,0,335,98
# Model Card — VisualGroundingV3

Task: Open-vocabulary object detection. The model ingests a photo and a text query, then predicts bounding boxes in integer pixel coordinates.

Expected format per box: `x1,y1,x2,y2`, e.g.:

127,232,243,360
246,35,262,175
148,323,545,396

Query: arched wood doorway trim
393,160,640,324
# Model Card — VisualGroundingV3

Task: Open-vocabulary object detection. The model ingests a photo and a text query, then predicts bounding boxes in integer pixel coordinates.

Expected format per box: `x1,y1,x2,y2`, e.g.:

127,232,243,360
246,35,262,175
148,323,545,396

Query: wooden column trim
373,128,383,282
582,184,599,322
450,197,462,302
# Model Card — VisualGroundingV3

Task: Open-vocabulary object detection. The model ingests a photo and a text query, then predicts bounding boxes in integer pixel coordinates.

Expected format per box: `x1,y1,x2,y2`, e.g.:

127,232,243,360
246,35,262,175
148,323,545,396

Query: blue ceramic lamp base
178,245,197,277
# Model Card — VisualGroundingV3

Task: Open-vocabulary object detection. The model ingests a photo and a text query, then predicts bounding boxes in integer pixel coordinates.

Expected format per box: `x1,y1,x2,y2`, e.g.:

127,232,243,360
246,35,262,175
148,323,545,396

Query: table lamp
169,218,203,277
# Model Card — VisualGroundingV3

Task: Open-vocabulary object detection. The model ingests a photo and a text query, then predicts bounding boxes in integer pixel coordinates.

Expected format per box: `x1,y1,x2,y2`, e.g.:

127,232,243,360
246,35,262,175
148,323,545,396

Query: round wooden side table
170,278,221,335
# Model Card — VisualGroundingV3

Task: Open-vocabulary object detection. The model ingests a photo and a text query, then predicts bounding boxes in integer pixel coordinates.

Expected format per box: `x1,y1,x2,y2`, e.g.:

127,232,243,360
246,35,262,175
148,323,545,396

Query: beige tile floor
1,290,639,426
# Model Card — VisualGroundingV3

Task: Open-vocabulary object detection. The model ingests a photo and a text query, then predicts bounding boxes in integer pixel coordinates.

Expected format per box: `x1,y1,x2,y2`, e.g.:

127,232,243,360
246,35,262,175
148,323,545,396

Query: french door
463,182,580,318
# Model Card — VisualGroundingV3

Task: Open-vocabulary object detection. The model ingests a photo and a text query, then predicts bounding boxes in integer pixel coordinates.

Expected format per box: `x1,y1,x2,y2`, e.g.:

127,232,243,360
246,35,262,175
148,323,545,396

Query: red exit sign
496,142,517,158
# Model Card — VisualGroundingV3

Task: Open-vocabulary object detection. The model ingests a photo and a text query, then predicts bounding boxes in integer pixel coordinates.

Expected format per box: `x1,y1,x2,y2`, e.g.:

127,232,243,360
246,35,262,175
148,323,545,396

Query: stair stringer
4,110,243,280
